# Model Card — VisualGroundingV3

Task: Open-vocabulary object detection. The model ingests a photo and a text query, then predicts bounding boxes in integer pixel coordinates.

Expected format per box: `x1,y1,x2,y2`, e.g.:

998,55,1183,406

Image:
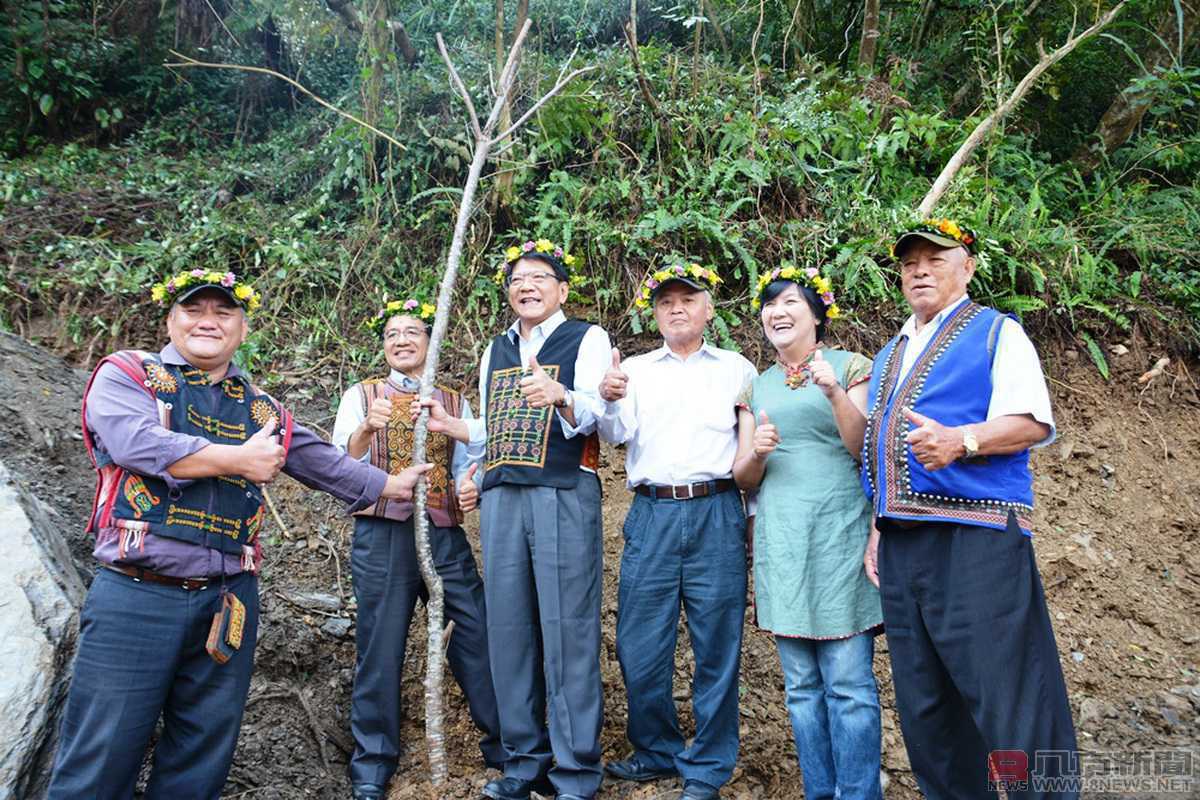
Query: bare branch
164,51,407,151
483,18,535,135
917,1,1126,216
624,18,663,117
492,65,598,144
436,33,483,139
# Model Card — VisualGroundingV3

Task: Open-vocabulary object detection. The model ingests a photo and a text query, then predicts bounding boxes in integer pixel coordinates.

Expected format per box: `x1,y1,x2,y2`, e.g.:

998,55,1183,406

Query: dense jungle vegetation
2,0,1198,388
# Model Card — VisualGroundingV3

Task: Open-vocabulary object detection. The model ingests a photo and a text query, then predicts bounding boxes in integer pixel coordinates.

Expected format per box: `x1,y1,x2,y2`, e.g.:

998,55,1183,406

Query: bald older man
861,220,1078,800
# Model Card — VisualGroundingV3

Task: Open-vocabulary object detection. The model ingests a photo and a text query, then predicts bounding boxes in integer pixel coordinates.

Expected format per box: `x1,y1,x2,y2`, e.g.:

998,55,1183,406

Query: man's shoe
604,754,678,782
351,784,385,800
481,775,555,800
678,780,720,800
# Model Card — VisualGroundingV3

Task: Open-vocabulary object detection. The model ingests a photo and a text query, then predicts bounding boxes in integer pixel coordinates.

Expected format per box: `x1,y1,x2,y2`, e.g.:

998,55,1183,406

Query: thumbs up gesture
364,395,394,433
457,463,480,513
241,417,286,484
519,355,567,409
902,406,960,471
753,410,781,459
599,347,628,402
809,349,839,399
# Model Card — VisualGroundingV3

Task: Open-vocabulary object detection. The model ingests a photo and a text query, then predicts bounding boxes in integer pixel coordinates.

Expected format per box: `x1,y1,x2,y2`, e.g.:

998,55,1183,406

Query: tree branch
164,51,407,151
409,21,593,786
916,1,1126,216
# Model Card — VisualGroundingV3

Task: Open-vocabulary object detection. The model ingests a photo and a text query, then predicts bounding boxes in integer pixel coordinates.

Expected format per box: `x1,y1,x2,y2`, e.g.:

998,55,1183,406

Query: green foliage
1,0,1198,383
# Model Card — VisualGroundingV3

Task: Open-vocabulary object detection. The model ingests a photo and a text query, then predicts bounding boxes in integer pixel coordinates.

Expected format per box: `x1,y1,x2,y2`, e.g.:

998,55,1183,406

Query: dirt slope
2,329,1198,799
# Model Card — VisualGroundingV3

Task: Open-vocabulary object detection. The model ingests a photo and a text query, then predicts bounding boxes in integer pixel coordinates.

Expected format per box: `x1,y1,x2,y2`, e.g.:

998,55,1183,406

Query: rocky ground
2,328,1199,799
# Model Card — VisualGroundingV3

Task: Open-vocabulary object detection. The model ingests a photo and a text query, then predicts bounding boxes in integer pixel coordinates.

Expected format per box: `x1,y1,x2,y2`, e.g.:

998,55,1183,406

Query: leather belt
103,563,212,591
634,479,736,501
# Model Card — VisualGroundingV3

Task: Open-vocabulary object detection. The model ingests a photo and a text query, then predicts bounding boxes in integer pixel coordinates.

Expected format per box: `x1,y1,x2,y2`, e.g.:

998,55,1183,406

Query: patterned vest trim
81,350,295,556
351,378,463,527
860,302,1036,535
481,318,601,491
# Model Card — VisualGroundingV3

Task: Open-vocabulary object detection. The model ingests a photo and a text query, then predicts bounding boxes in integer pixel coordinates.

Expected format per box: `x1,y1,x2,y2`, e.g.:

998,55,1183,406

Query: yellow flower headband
493,238,579,285
368,298,436,334
150,269,261,314
634,262,723,310
751,263,841,319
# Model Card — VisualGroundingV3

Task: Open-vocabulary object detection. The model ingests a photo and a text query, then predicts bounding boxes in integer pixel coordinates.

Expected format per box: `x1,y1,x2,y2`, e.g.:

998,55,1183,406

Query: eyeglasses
384,328,427,342
507,271,560,288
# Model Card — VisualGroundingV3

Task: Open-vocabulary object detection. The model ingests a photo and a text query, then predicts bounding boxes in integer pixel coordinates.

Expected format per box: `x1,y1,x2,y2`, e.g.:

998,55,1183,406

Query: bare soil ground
3,328,1199,799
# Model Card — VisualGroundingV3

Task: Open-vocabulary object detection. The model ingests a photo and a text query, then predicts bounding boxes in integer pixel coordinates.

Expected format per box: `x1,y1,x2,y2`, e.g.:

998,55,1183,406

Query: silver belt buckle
671,483,691,500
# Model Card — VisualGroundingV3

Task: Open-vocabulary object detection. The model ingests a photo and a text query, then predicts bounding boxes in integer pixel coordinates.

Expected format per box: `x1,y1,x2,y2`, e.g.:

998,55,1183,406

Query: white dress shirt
466,309,612,455
332,370,482,485
600,341,758,487
895,294,1056,446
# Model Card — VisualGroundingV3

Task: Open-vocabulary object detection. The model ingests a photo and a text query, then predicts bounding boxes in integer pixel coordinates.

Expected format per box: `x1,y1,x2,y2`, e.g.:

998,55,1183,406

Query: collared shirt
895,294,1056,445
465,309,612,452
85,344,389,577
331,370,482,486
599,340,758,487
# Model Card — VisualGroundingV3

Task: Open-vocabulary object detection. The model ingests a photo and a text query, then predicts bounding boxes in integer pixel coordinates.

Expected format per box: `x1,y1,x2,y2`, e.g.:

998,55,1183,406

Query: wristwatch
962,428,979,458
554,389,574,410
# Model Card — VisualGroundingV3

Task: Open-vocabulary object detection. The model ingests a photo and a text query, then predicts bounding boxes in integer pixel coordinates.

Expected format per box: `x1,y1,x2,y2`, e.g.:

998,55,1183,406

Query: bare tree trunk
413,23,595,787
493,0,528,209
918,2,1126,216
1073,0,1197,171
625,0,663,118
324,0,417,65
911,0,935,50
858,0,880,72
700,0,729,55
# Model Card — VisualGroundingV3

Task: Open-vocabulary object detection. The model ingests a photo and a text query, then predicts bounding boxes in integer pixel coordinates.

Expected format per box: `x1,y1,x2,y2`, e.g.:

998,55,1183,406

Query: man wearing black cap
597,263,755,800
48,270,431,799
860,220,1078,799
423,240,612,800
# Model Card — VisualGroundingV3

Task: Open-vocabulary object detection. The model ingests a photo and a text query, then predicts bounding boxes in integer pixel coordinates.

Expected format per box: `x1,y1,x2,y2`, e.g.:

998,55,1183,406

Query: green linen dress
742,347,883,639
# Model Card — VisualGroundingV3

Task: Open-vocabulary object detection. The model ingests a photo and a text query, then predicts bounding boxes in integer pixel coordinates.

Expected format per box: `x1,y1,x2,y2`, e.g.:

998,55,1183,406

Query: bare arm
829,382,868,458
732,407,768,490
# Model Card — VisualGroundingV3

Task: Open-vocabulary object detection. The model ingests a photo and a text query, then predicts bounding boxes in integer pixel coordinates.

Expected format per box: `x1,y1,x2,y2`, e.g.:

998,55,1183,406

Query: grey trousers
479,474,604,798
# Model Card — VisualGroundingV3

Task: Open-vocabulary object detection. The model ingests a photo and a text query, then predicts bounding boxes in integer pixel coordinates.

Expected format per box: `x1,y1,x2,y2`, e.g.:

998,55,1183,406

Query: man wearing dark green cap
859,220,1078,799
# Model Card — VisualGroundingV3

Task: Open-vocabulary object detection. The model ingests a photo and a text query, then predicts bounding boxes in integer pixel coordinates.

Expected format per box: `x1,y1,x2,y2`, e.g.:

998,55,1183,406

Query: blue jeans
775,633,882,800
616,489,747,789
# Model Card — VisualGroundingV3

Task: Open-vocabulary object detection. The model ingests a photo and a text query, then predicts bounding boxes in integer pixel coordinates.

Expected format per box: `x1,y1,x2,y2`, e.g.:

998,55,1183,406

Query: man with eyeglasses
332,299,504,800
421,239,612,800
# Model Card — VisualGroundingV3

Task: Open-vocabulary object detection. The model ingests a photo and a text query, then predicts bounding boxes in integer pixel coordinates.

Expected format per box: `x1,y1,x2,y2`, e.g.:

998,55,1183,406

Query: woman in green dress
732,265,882,800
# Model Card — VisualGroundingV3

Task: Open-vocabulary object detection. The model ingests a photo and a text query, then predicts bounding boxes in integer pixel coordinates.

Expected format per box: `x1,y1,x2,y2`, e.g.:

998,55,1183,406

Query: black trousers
877,517,1078,800
349,515,506,787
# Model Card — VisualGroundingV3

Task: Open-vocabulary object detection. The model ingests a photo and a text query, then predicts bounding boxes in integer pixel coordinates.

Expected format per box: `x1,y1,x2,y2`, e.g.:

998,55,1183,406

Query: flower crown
493,238,578,284
368,298,436,334
751,263,841,318
150,269,261,314
634,262,723,310
891,217,977,258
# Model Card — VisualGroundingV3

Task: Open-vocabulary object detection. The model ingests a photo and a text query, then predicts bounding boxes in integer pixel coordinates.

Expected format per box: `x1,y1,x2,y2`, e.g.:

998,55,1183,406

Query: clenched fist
753,410,780,459
241,418,286,484
599,348,628,402
363,396,394,433
519,356,566,409
457,463,480,513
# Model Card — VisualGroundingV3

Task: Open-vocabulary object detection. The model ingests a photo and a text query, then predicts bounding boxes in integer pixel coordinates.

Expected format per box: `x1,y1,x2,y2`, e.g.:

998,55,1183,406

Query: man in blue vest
861,220,1078,800
49,271,431,800
422,239,612,800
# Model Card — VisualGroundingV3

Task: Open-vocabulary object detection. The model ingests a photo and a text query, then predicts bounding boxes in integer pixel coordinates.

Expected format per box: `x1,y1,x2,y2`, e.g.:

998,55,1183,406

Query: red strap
80,351,154,468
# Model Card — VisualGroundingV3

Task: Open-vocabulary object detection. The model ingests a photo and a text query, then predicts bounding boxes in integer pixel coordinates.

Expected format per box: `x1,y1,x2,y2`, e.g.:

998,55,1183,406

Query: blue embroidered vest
482,318,600,491
83,350,292,554
860,302,1035,535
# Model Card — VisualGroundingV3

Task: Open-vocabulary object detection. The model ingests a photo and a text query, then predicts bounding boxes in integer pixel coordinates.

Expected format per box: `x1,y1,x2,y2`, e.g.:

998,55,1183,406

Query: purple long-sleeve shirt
86,344,388,578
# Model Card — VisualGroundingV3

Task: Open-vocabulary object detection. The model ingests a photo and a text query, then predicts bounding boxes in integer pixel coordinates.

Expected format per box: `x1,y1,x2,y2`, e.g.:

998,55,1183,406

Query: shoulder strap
80,350,156,468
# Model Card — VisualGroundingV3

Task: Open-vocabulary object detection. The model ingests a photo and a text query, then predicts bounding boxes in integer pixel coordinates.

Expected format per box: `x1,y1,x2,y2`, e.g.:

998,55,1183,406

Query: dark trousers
479,475,604,798
877,518,1078,800
616,489,747,789
47,567,258,800
349,515,504,787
